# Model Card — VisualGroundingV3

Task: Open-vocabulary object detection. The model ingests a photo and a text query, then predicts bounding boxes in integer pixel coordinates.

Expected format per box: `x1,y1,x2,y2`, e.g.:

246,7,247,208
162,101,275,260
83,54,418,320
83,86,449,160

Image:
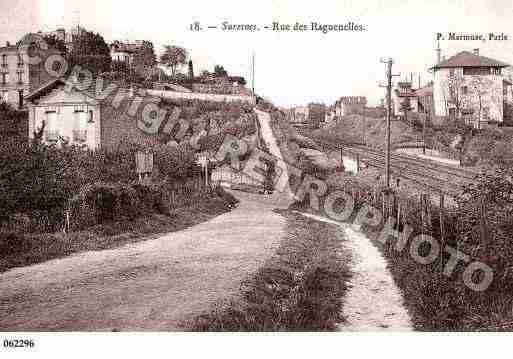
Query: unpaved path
0,191,287,331
297,212,413,331
256,109,412,330
255,109,293,202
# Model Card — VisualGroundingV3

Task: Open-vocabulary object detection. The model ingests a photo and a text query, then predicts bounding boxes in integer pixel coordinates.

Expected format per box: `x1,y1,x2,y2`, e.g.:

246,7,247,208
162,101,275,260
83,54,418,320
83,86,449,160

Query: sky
1,0,513,107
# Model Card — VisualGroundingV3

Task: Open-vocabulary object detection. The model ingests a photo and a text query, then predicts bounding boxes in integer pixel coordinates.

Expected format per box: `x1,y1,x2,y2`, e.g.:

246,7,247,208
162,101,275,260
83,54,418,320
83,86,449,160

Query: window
492,68,502,76
73,110,88,142
1,73,8,85
1,54,6,68
463,67,491,76
483,107,490,120
462,86,468,95
44,111,59,142
17,53,24,67
0,91,8,102
16,71,23,84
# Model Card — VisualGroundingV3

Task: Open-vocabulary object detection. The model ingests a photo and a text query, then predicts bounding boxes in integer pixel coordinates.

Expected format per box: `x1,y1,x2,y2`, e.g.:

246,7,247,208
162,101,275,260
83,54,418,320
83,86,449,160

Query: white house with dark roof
431,47,512,127
25,77,163,150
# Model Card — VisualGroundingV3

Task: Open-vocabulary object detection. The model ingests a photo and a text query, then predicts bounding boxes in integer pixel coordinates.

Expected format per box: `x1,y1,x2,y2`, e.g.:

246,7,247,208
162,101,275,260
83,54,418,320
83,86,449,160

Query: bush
0,138,204,232
68,181,171,230
293,167,513,330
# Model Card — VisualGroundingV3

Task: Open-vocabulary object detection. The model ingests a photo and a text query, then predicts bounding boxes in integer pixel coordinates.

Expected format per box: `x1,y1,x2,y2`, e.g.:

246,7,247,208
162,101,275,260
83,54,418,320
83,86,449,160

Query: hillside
311,114,425,150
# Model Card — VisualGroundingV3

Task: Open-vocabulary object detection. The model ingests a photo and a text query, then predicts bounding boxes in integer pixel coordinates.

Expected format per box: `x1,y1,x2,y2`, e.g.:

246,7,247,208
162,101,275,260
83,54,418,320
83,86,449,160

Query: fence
146,89,256,105
211,165,268,193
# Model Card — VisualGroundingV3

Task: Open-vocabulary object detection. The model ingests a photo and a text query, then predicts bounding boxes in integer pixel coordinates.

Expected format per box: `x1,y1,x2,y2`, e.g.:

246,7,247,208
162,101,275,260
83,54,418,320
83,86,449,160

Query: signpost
198,154,209,188
136,151,154,183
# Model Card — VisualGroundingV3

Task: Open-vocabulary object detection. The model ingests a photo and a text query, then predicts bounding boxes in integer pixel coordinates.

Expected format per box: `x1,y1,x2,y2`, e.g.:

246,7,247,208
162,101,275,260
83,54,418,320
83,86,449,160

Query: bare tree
468,76,495,129
160,45,188,77
441,71,466,119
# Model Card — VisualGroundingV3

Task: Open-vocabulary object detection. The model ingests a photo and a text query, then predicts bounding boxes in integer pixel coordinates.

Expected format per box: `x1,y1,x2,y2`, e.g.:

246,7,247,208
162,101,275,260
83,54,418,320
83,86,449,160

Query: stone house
431,48,512,127
25,77,164,150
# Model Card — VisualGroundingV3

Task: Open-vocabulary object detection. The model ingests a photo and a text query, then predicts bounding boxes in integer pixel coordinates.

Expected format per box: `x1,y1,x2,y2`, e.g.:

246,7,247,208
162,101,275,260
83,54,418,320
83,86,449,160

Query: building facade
432,48,511,127
0,37,61,109
25,78,163,150
335,96,367,117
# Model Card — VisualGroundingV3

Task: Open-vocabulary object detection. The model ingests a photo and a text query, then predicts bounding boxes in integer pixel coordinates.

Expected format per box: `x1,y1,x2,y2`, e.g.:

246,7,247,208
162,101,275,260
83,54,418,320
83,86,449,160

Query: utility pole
386,60,393,189
251,52,255,96
380,57,400,190
383,58,393,189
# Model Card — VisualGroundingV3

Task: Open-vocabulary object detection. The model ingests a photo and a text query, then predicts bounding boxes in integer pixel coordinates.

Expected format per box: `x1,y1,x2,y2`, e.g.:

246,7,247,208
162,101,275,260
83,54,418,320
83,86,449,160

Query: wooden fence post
480,195,489,260
439,193,445,271
420,193,425,244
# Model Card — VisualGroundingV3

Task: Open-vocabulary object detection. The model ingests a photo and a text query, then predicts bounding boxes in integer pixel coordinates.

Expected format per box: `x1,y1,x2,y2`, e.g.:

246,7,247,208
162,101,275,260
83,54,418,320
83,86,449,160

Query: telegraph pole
380,58,400,190
251,52,255,95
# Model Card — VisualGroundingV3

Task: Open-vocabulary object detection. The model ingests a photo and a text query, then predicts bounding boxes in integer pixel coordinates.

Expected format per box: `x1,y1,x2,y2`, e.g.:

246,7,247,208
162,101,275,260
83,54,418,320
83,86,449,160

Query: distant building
38,26,88,52
334,96,367,117
393,81,417,117
289,106,309,126
109,40,140,67
0,36,61,109
431,47,512,127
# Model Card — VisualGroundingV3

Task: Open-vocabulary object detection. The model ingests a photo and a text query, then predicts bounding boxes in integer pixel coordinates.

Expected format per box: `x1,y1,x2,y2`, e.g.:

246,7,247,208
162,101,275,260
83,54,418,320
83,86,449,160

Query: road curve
0,191,287,331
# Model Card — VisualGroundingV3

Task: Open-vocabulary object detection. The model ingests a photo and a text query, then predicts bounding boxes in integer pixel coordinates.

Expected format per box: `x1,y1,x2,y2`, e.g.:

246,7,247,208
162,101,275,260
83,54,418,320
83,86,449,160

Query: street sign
136,151,154,175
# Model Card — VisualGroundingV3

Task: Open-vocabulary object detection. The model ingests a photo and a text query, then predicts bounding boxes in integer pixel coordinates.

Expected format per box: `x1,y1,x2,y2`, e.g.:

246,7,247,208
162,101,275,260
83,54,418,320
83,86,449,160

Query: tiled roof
25,76,161,104
433,51,510,69
414,84,433,97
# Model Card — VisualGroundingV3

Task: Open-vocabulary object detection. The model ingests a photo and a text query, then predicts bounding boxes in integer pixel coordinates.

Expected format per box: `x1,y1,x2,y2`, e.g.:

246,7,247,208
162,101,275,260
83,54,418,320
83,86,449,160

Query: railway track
313,138,480,198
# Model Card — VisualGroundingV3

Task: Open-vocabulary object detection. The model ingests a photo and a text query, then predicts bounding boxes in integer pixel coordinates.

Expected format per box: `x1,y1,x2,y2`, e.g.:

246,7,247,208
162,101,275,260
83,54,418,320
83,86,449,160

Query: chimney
188,60,194,79
436,41,441,64
473,48,480,56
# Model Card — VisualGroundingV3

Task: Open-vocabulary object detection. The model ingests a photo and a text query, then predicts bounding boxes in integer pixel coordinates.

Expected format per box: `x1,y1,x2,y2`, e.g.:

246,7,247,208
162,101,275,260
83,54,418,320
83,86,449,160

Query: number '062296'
3,339,35,348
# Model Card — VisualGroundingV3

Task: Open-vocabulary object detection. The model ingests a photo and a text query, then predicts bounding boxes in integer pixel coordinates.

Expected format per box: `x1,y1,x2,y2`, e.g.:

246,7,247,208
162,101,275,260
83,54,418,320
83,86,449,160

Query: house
25,77,164,150
289,106,309,127
334,96,367,117
393,82,416,117
0,36,60,109
110,41,138,67
431,47,512,127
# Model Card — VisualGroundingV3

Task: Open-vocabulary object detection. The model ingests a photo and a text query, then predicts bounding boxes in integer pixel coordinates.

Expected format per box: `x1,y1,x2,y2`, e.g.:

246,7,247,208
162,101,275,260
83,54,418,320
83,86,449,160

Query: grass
190,210,352,331
0,188,238,273
290,174,513,331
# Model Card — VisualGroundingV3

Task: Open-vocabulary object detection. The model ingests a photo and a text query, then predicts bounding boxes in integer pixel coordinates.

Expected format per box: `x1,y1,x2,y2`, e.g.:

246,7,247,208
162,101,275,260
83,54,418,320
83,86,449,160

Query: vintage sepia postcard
0,0,512,357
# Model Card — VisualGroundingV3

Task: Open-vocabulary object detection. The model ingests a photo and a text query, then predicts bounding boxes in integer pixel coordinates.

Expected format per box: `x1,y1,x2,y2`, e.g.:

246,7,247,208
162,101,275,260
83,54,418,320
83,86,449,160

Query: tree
214,65,228,77
468,76,495,130
132,41,157,76
160,45,188,77
42,34,67,54
440,70,466,120
188,60,194,79
69,30,111,74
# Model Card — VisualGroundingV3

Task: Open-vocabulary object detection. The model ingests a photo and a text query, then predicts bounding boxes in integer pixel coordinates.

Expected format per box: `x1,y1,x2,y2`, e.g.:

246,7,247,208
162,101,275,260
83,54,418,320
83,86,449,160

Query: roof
432,51,510,69
25,76,161,105
110,41,140,54
414,84,433,97
338,96,367,105
0,45,19,53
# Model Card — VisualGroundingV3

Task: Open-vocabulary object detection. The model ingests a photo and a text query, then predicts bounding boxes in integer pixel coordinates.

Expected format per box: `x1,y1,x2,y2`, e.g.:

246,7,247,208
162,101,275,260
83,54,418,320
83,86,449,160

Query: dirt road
297,212,413,331
0,191,287,331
